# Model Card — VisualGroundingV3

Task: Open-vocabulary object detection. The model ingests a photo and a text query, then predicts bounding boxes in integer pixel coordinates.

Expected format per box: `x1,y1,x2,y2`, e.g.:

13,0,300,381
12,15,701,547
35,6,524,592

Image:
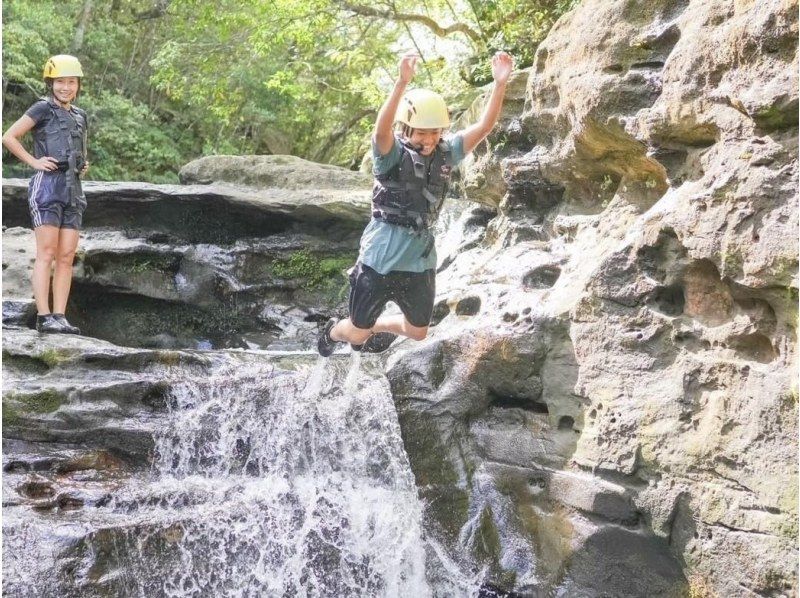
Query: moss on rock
6,389,67,413
271,249,353,290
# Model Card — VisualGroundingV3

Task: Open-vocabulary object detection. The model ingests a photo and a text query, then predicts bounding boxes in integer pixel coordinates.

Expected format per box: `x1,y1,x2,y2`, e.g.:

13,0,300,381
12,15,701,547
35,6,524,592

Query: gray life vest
31,97,87,202
372,135,453,231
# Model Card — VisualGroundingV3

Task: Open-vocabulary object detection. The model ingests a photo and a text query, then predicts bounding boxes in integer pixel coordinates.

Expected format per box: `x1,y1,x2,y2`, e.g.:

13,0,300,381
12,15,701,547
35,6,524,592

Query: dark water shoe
352,332,397,354
36,314,67,334
317,318,342,357
53,313,81,335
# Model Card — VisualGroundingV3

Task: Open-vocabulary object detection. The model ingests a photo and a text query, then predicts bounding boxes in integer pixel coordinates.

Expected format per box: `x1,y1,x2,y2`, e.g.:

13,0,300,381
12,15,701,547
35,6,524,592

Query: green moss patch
2,400,21,427
753,104,799,132
3,348,74,371
2,350,50,374
5,389,67,414
3,389,67,427
272,249,353,290
37,348,75,368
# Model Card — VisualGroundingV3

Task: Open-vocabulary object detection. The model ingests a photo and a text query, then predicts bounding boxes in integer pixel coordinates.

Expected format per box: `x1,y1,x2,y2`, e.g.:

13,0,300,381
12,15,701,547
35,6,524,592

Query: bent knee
406,326,429,341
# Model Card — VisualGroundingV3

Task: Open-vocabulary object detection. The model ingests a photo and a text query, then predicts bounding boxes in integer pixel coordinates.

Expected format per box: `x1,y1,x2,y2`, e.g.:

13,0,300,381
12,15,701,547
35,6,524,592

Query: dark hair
44,77,81,100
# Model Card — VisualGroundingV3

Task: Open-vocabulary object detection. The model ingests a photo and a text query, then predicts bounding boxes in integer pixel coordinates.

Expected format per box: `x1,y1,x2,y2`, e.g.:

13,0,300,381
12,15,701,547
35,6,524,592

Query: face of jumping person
406,128,442,156
52,77,80,106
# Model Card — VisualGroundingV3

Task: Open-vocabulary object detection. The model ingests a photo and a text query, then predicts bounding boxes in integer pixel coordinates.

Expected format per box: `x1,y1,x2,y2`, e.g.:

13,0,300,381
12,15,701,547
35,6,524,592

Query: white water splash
99,355,435,597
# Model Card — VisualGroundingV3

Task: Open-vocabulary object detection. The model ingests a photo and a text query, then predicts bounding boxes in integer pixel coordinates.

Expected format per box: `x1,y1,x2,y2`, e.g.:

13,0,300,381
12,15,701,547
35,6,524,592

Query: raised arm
461,52,514,155
2,115,58,171
374,53,418,156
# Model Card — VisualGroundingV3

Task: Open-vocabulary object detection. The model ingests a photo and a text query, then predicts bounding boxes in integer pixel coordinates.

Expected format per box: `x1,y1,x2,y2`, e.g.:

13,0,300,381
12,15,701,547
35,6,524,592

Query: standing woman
3,54,89,334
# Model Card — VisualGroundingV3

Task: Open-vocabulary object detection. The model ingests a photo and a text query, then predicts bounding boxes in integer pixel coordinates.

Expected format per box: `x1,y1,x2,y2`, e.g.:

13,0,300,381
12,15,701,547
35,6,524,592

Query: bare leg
32,226,60,314
330,314,428,344
52,228,80,313
370,314,428,341
330,319,373,345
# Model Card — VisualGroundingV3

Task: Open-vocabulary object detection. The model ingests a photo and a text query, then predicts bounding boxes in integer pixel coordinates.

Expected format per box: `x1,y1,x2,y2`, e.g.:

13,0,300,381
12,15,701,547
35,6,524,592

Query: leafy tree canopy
3,0,578,181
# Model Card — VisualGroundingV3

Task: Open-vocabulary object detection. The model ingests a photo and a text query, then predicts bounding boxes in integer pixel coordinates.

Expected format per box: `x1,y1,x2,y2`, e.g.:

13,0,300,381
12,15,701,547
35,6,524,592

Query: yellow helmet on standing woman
395,89,450,129
43,55,84,79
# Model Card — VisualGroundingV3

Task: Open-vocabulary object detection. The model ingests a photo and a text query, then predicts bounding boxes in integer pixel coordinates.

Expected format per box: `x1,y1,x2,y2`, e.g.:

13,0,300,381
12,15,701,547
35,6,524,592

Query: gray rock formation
388,0,798,595
178,154,372,191
2,173,370,350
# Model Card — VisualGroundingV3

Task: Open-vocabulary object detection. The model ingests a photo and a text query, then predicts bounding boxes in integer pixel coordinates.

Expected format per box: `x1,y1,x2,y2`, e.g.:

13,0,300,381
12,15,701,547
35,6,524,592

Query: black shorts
348,262,435,329
28,171,86,230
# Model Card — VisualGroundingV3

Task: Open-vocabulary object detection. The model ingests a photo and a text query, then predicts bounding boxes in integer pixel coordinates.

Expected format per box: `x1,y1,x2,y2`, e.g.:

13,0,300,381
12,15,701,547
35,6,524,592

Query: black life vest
31,97,87,201
372,135,454,230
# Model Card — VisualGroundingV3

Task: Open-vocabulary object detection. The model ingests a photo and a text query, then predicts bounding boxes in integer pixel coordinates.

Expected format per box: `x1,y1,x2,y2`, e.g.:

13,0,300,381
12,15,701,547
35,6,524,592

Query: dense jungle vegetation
2,0,577,182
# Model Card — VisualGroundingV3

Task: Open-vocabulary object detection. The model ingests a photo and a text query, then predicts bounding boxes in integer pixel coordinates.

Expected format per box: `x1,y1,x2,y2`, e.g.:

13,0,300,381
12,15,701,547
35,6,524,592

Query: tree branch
338,2,483,43
72,0,93,53
312,107,375,162
132,0,171,21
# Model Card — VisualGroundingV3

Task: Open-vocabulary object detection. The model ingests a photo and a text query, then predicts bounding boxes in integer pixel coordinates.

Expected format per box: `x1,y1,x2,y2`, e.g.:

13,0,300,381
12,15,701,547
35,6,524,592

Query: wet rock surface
3,165,368,350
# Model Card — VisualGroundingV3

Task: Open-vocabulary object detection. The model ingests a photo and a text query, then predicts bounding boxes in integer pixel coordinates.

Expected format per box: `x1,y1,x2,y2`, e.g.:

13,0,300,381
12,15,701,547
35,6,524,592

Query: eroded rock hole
489,390,549,413
728,332,778,364
523,265,561,289
683,260,733,325
558,415,575,430
455,296,481,316
649,284,685,316
430,300,450,326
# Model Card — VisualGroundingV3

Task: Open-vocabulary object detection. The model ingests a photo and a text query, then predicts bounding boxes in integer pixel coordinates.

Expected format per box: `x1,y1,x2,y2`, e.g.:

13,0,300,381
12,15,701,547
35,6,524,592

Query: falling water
81,353,432,597
4,351,480,596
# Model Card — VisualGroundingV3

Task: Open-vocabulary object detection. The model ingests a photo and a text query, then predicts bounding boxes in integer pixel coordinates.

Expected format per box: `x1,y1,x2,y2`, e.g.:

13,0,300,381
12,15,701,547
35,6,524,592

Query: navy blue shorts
348,262,435,329
27,171,86,230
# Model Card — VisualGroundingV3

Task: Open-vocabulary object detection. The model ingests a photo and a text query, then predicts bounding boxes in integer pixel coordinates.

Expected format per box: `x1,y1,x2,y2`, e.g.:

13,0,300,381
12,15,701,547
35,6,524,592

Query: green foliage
459,0,582,84
80,91,185,182
3,0,577,180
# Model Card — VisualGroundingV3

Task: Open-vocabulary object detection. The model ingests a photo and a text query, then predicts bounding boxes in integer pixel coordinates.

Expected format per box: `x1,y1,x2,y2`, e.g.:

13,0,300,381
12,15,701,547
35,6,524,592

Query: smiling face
405,127,443,156
50,76,80,106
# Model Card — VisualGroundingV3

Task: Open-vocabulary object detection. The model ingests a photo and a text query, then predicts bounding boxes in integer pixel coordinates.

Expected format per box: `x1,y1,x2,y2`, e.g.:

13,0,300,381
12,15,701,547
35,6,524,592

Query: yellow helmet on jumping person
396,89,450,129
43,55,84,79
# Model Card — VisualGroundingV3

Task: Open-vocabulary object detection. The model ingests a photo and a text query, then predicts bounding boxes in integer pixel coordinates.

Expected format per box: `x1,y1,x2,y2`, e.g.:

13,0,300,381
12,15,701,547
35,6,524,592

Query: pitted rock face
393,0,798,595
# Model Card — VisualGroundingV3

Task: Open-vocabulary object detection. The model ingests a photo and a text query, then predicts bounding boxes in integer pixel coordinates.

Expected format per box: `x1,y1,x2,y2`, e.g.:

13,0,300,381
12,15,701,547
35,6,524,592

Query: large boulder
2,166,370,350
2,179,370,243
178,154,372,191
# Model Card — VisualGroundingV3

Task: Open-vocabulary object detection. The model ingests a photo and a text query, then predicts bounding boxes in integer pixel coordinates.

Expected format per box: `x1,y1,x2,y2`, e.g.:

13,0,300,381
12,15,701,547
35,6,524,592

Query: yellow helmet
43,55,84,79
396,88,450,129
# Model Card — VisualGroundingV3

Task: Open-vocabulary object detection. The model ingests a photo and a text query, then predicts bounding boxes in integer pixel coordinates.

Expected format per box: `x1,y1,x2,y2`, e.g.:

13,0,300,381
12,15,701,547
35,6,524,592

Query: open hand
31,156,58,171
491,51,514,84
399,53,419,84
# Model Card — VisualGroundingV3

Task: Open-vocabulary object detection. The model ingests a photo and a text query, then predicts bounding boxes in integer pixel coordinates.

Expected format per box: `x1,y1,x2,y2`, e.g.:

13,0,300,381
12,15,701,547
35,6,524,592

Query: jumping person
2,54,90,334
318,51,513,356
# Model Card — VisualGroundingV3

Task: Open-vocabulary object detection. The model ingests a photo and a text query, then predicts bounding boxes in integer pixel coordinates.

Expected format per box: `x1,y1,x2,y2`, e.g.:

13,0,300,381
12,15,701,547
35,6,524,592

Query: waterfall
66,353,462,597
4,351,480,597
